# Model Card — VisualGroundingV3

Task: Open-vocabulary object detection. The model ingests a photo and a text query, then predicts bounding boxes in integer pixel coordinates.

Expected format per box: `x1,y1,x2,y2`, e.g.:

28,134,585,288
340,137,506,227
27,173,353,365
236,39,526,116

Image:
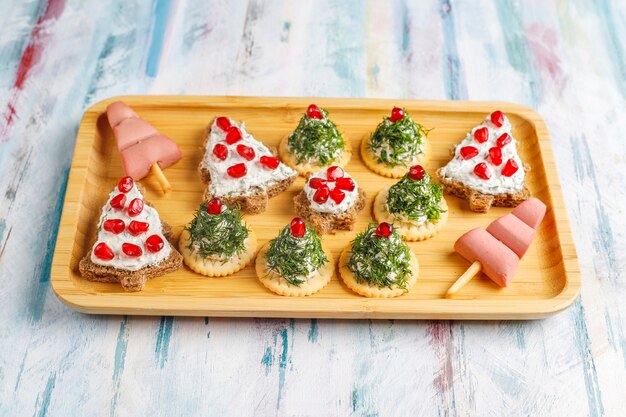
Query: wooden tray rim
50,95,581,320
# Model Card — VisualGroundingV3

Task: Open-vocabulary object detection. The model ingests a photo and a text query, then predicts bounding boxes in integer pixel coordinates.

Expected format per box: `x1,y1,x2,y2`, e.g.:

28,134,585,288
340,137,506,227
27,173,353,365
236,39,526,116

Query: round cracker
279,136,352,176
255,242,334,296
360,136,430,178
373,186,448,241
338,245,419,298
179,229,258,277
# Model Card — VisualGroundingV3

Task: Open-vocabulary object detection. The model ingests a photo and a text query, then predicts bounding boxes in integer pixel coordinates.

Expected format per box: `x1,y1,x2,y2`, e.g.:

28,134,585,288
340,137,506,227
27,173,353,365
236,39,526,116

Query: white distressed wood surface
1,0,625,416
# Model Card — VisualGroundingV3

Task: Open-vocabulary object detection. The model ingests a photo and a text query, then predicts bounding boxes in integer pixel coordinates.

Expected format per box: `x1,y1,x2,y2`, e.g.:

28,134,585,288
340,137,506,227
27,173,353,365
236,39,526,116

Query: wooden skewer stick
150,163,172,193
445,261,482,299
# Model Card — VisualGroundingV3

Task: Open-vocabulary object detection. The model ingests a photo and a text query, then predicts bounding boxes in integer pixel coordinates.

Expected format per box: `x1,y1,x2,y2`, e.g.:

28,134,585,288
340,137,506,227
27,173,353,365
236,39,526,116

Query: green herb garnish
347,224,412,290
185,202,249,258
288,108,345,165
368,109,429,167
386,172,445,222
265,225,328,286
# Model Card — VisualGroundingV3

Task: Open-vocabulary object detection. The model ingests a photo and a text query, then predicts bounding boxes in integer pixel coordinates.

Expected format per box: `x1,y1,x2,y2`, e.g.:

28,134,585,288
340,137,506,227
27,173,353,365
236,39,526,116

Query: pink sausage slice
106,101,138,128
486,214,536,258
113,118,159,152
120,135,183,180
454,228,519,287
511,197,546,230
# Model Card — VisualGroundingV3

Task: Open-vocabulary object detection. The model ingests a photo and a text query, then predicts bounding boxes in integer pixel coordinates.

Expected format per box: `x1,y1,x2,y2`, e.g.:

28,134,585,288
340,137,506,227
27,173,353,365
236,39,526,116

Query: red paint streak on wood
526,23,565,92
1,0,66,140
427,322,456,409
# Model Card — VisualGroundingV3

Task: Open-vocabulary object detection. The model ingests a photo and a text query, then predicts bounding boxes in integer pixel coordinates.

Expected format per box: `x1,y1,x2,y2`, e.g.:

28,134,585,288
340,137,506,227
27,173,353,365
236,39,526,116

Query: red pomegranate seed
390,107,405,123
408,165,426,180
236,144,255,161
260,155,280,169
127,198,144,217
145,234,164,253
501,159,519,177
117,176,134,193
94,242,114,260
216,116,231,131
329,187,345,204
459,146,479,160
490,110,505,127
110,194,126,210
306,104,323,120
290,217,306,238
128,220,149,236
308,177,327,189
374,222,393,238
103,219,125,234
226,126,242,144
326,166,344,181
313,185,330,204
213,143,228,160
473,127,489,143
207,197,222,215
122,242,142,257
496,133,511,148
488,147,503,166
335,177,355,191
473,163,491,180
227,163,247,178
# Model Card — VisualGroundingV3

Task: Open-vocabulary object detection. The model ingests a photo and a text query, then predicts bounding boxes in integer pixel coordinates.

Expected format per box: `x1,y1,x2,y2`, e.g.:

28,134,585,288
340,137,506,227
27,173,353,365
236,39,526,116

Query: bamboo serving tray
51,96,580,319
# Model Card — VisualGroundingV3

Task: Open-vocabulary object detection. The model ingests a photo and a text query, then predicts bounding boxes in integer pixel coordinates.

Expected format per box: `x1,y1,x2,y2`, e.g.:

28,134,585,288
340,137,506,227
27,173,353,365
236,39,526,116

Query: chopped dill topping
288,107,345,165
185,202,249,258
386,172,445,221
265,224,328,286
368,109,429,167
347,224,412,290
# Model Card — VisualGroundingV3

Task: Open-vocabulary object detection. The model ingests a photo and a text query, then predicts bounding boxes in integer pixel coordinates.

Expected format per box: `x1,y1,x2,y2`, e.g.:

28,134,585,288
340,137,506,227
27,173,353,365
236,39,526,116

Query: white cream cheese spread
303,170,359,214
201,118,296,197
90,183,172,271
439,113,525,195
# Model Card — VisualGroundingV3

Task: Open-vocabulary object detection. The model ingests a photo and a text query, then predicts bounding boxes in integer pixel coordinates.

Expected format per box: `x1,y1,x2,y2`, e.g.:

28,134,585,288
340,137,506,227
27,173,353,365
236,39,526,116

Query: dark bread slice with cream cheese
436,145,530,213
200,125,298,214
78,221,183,292
293,188,367,235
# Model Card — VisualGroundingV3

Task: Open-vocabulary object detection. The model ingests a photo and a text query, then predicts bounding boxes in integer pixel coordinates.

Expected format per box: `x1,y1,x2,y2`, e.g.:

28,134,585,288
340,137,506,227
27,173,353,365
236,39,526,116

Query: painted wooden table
1,1,625,416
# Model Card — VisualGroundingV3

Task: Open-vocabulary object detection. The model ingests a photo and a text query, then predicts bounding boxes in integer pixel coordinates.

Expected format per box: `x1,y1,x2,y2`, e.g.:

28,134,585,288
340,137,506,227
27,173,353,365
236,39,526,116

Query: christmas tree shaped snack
255,218,334,296
293,165,367,235
279,104,351,176
179,198,258,277
436,110,530,213
361,107,430,178
200,116,297,214
339,223,419,298
373,165,448,241
445,198,546,298
106,101,182,193
79,176,183,292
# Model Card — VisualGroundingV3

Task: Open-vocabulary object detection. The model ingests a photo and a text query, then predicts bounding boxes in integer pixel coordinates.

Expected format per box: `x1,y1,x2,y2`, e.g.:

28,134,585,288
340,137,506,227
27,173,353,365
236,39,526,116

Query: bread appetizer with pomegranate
200,116,297,214
79,176,183,292
436,110,530,213
293,166,366,235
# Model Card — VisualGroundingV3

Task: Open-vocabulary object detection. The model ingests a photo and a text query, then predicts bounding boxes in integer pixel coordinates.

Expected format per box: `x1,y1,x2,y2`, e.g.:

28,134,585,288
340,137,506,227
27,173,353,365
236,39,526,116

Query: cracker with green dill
347,224,412,289
286,107,345,166
185,201,250,258
264,225,328,287
386,172,445,222
368,109,428,167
